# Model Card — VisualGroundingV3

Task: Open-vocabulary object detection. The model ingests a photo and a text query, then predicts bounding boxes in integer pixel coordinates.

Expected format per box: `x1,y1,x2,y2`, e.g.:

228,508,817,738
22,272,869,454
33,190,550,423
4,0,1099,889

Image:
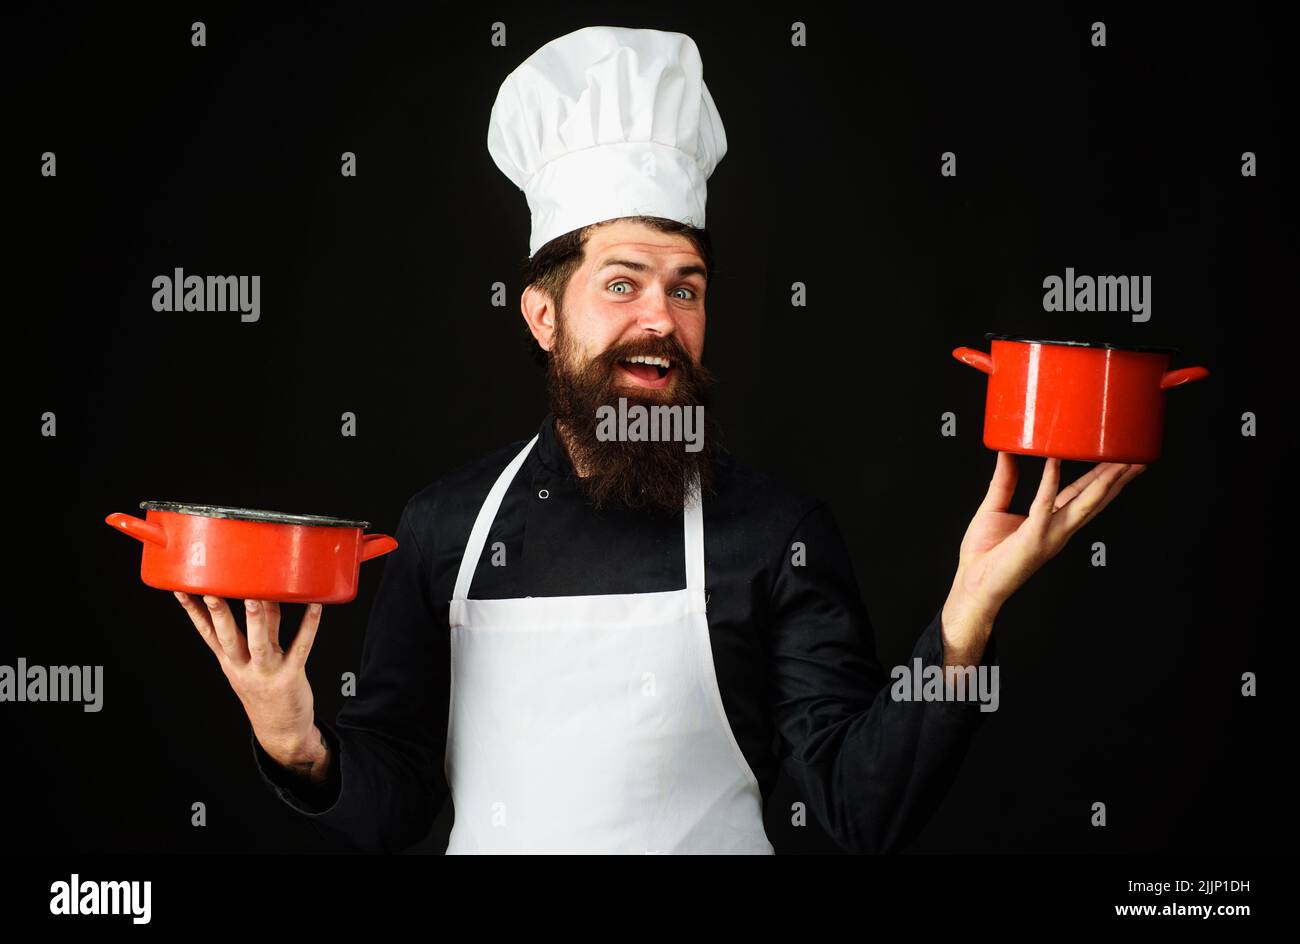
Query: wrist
258,725,330,781
945,564,1002,623
941,586,998,667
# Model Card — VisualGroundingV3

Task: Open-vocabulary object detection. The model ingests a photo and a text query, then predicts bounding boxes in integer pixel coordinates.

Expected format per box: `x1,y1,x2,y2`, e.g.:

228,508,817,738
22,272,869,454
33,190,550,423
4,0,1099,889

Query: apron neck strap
451,432,707,601
682,477,704,592
452,434,538,602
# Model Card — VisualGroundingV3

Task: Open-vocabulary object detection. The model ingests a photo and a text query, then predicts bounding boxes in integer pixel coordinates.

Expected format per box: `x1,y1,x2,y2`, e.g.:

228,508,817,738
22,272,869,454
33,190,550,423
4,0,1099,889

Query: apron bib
445,434,773,854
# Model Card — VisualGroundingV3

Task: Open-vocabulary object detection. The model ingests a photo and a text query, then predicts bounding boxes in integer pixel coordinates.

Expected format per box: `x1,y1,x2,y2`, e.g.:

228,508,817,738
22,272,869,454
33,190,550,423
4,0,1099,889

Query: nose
631,292,676,337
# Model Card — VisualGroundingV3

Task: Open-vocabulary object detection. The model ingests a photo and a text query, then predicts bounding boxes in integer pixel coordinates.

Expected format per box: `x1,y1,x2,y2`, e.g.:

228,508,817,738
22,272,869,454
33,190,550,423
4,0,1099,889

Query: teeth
623,355,671,368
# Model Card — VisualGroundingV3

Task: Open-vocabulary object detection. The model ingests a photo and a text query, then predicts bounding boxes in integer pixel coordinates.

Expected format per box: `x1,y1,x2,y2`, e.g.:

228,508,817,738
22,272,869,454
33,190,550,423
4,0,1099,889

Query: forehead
582,222,702,269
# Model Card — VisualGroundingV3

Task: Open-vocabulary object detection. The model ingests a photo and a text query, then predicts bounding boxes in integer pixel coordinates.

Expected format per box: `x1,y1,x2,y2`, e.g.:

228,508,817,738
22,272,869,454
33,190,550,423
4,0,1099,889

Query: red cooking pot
953,334,1210,463
106,501,398,604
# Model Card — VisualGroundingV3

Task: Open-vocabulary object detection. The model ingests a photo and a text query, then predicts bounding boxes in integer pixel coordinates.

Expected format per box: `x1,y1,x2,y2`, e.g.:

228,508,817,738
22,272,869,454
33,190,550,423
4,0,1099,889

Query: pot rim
140,501,369,529
985,332,1178,354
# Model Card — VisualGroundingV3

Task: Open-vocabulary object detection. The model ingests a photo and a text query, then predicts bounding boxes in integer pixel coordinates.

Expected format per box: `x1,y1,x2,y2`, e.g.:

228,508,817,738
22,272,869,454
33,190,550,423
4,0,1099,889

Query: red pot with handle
952,334,1210,463
106,501,398,604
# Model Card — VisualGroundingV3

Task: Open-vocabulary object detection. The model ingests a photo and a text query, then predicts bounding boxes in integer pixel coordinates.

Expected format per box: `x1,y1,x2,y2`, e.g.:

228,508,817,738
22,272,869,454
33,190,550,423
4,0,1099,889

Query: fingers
199,595,249,664
285,603,324,670
174,592,228,666
977,451,1018,514
1072,463,1146,531
1027,457,1061,531
244,599,283,668
1053,462,1118,511
1049,463,1142,541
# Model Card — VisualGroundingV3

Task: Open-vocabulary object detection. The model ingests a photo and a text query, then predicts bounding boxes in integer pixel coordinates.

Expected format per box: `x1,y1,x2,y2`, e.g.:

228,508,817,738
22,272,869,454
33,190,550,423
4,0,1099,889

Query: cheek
572,310,623,353
683,322,706,360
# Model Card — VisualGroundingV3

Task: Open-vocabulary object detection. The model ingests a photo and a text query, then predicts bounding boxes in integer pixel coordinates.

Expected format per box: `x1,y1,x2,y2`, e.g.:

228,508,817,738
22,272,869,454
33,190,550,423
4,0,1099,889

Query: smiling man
526,217,721,513
178,25,1144,854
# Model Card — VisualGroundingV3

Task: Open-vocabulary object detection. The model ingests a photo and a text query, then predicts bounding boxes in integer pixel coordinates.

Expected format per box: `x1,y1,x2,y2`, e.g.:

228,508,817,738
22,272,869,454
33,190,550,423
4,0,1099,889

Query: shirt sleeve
765,501,997,854
250,713,342,812
248,497,449,852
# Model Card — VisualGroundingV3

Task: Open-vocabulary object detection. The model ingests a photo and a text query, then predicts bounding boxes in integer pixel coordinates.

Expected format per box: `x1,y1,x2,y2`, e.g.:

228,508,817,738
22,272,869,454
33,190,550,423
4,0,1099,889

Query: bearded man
178,27,1144,854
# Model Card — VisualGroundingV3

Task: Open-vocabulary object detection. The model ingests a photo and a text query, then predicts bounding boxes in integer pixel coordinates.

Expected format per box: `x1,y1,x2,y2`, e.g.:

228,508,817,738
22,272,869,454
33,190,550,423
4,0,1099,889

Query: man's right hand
174,592,331,783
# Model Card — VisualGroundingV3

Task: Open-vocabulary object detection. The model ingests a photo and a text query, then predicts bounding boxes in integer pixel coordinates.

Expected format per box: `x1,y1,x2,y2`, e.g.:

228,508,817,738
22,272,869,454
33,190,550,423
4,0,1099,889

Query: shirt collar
534,411,579,478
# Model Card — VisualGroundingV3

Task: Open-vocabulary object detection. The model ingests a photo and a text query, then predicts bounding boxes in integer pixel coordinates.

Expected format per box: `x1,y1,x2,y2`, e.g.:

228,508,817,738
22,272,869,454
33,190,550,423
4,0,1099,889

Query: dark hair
518,216,716,368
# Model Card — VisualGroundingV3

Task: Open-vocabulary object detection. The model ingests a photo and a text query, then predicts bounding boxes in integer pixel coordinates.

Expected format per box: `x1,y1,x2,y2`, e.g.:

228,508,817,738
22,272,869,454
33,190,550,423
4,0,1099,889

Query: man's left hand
940,452,1147,664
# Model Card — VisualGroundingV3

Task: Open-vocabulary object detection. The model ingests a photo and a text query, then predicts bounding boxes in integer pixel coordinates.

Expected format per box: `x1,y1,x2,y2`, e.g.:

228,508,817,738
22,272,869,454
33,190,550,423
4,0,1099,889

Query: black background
10,2,1281,855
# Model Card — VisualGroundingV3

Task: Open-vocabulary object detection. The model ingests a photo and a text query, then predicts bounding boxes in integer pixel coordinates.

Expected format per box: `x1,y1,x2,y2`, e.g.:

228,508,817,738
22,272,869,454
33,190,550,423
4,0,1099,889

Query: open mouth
617,355,673,389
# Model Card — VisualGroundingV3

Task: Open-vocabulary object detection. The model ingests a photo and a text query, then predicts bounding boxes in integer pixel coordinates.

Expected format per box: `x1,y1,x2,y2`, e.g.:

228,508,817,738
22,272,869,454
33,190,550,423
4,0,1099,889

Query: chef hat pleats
487,26,728,258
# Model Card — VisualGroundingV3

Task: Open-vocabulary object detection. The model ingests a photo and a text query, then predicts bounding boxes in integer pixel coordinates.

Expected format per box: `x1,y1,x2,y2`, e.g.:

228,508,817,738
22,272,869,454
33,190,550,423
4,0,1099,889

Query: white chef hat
487,25,728,258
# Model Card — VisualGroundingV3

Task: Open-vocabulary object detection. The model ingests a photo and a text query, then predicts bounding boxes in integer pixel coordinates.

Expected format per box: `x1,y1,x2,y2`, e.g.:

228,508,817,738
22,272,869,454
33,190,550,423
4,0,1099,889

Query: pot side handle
952,347,993,375
360,533,398,562
1160,366,1210,390
105,513,167,547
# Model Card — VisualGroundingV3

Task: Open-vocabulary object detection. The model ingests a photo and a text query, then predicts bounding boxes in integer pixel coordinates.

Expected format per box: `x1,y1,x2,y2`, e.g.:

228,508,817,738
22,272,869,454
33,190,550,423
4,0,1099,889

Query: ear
520,285,557,353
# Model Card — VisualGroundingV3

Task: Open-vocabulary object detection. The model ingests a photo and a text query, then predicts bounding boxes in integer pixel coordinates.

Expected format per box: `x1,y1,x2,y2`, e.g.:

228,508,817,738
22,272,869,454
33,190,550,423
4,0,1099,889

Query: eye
608,280,633,294
672,287,698,301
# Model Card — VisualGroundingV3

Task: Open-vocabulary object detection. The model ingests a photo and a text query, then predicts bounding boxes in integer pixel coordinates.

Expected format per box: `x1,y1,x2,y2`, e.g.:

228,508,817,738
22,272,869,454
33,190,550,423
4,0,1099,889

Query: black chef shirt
250,411,997,853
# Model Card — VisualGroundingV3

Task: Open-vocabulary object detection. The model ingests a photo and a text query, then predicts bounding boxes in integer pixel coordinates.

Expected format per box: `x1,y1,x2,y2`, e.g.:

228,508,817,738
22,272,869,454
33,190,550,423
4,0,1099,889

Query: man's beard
546,317,721,515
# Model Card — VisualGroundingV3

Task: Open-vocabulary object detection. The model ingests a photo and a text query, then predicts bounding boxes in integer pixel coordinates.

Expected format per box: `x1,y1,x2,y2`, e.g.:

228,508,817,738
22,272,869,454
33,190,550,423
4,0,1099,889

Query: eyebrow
597,258,708,282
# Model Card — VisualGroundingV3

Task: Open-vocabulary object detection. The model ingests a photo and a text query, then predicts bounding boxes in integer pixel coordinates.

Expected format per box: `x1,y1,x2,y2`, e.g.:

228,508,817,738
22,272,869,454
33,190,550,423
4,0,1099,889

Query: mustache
594,338,693,370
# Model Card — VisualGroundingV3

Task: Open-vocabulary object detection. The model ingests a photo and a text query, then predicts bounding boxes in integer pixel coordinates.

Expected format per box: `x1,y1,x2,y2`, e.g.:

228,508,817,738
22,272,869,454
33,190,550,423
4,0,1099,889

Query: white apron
444,434,773,854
